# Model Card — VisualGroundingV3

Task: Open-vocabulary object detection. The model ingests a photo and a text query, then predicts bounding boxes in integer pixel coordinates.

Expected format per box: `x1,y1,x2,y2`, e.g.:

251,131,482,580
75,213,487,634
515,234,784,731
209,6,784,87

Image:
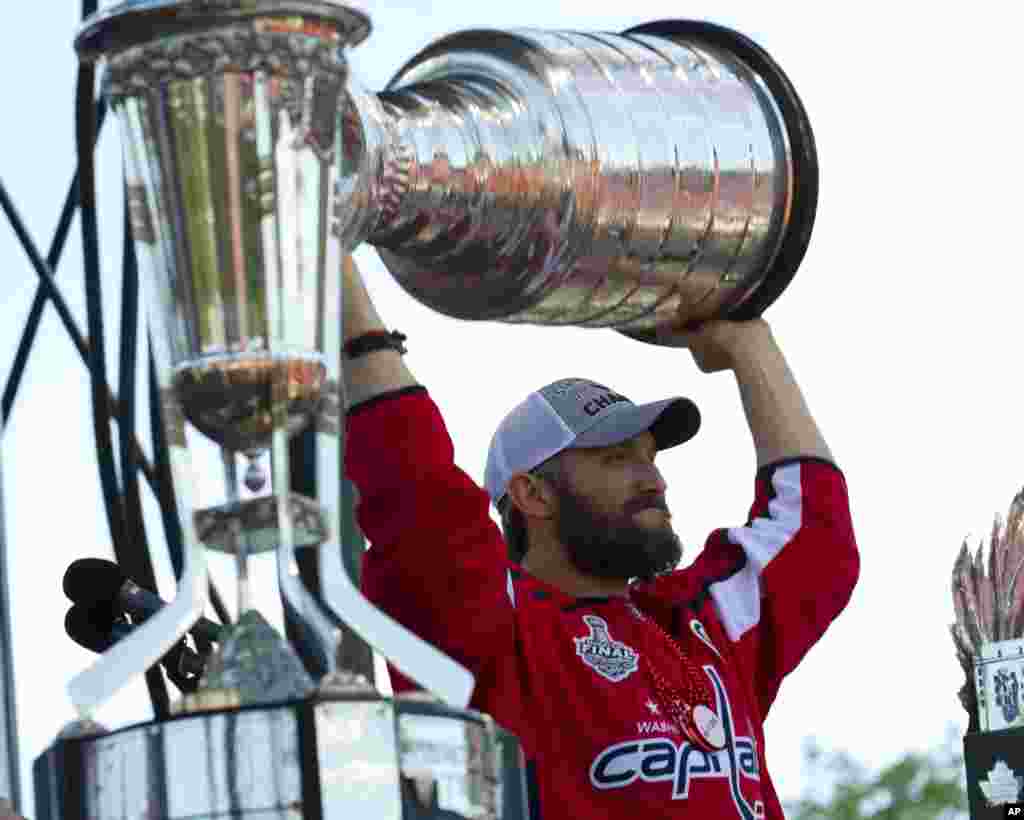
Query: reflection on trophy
952,487,1024,815
33,1,818,816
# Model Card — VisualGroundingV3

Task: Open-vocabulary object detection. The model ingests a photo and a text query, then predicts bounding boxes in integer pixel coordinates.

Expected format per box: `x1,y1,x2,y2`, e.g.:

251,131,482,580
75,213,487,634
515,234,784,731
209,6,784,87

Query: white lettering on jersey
636,720,677,735
589,667,763,819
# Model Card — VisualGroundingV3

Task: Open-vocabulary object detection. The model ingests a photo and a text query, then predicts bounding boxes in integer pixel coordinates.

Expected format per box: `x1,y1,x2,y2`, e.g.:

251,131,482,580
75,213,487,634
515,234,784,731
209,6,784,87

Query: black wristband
343,330,408,359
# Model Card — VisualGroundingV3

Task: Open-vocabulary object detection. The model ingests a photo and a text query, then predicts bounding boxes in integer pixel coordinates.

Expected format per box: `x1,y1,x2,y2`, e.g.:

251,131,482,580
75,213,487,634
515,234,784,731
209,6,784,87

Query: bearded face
551,478,682,583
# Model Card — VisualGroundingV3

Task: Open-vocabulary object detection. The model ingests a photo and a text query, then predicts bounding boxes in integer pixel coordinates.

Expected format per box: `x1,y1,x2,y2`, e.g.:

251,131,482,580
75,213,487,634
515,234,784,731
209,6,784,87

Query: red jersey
347,388,859,819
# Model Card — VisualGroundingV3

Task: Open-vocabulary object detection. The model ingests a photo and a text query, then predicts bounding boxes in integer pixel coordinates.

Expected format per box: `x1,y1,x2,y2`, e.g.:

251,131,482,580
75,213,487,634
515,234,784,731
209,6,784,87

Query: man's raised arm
666,318,832,468
341,255,418,406
339,254,520,711
664,318,857,714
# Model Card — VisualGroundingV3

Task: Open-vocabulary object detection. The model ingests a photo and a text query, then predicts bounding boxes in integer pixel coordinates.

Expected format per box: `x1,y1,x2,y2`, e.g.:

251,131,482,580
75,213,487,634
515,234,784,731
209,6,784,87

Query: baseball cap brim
570,396,701,452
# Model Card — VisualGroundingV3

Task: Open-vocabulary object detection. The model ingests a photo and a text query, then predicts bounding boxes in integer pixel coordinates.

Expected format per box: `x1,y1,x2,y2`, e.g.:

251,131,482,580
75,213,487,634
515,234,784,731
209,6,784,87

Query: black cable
147,349,179,560
119,194,147,547
118,192,159,598
1,96,108,426
76,46,127,609
77,49,170,719
146,346,185,576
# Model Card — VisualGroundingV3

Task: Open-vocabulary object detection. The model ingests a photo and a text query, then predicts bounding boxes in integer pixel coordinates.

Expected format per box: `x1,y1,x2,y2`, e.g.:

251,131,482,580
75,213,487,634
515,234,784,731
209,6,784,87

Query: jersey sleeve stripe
710,462,804,642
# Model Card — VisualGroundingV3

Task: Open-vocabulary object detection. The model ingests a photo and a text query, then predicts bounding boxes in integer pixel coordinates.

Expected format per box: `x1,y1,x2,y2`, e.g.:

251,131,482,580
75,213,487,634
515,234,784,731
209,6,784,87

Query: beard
553,483,682,583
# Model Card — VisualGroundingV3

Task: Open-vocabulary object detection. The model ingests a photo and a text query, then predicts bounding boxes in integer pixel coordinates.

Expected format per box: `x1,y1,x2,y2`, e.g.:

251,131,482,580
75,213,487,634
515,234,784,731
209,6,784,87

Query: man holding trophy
342,255,860,818
40,3,862,817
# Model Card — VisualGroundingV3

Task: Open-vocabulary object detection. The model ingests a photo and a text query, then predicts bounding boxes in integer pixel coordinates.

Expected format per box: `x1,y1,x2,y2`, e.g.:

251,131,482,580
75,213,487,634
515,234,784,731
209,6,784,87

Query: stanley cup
353,22,816,338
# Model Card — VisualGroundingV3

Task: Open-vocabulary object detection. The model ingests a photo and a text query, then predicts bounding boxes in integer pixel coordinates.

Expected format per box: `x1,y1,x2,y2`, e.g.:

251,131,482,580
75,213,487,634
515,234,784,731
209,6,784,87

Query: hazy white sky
2,0,1023,816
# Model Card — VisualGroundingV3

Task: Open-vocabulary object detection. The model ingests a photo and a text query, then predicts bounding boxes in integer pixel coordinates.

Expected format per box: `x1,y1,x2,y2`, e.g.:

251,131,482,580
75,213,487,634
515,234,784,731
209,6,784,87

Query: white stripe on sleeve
710,462,803,642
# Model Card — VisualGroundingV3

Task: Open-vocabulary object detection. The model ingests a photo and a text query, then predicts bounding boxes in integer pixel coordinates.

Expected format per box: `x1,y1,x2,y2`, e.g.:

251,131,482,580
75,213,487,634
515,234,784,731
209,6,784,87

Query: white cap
484,378,700,507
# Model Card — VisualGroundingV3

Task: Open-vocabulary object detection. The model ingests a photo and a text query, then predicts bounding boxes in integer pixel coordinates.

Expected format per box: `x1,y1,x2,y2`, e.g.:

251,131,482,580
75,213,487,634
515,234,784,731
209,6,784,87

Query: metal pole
0,431,23,813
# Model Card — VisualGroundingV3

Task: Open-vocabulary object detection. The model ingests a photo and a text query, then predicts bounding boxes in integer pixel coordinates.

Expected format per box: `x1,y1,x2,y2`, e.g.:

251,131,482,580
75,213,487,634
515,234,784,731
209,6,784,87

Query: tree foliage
785,729,968,820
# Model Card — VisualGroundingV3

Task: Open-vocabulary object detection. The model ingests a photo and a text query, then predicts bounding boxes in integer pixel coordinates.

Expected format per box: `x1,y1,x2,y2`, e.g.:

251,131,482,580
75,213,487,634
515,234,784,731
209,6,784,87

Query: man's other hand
655,318,775,373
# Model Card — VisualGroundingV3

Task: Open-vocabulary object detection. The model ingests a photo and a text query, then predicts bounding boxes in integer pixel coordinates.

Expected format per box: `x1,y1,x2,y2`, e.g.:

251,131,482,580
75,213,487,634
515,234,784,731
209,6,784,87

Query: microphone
63,558,224,644
65,603,207,678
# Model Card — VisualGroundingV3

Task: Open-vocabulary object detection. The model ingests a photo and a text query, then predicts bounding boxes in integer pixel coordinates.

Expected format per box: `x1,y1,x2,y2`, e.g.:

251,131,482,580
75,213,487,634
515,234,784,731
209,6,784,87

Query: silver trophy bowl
362,21,816,340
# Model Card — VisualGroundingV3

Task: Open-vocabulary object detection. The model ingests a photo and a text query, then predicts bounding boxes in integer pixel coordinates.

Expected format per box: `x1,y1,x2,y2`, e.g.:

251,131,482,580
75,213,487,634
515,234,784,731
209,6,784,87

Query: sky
2,0,1023,816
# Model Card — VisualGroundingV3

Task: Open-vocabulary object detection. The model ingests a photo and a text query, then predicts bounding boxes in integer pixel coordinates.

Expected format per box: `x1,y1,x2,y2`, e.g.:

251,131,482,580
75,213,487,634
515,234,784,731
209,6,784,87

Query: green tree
786,728,968,820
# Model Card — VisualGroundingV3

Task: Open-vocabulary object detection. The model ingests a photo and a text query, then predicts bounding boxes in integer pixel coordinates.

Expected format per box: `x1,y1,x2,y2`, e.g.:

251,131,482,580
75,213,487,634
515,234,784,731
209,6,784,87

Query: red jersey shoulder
629,541,744,622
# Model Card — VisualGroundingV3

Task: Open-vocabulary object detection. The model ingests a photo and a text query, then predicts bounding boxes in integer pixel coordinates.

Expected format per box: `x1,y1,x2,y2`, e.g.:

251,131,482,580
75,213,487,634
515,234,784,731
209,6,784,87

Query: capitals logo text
589,667,765,819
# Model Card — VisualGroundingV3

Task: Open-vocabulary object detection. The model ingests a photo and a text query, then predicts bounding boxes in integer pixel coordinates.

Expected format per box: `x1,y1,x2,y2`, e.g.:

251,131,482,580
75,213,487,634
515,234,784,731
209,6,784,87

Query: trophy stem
221,449,251,616
195,445,318,708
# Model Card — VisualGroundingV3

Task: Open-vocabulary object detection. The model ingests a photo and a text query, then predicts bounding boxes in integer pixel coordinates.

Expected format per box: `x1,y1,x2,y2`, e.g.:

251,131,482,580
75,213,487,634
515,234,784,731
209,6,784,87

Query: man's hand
655,315,831,466
655,318,775,373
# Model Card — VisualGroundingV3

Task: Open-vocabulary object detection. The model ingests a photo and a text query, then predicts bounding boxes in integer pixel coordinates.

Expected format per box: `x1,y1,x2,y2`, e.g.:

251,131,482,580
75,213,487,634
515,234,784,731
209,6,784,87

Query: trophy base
964,726,1024,817
197,610,316,707
34,695,530,820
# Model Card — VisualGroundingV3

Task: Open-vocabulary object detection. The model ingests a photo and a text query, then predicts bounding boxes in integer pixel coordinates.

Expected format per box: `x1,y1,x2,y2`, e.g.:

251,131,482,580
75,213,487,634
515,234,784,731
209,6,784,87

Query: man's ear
506,472,556,520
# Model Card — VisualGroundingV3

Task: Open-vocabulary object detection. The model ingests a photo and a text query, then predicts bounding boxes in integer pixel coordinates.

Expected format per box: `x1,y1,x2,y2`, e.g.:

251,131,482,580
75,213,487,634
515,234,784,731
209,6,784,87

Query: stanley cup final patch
574,615,639,682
